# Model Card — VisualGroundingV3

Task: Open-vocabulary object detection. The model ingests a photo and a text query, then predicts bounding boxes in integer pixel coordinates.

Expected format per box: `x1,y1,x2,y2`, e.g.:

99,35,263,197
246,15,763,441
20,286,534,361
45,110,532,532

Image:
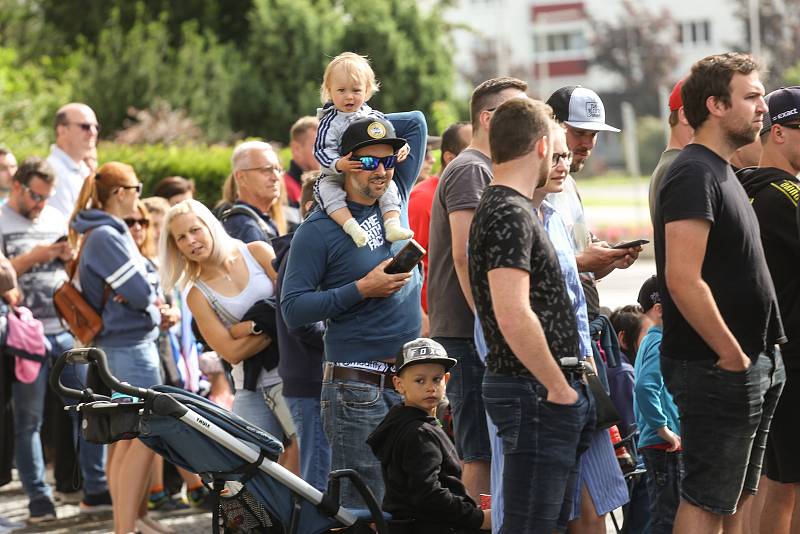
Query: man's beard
536,157,551,188
725,120,759,149
570,157,586,174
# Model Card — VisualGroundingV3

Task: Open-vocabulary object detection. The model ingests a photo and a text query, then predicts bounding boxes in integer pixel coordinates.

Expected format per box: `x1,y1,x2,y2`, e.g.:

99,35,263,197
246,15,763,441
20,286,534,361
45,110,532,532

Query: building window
677,20,712,45
535,31,586,53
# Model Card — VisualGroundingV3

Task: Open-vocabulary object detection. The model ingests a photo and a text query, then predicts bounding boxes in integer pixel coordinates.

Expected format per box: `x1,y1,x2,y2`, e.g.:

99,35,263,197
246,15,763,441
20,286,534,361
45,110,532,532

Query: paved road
0,476,212,533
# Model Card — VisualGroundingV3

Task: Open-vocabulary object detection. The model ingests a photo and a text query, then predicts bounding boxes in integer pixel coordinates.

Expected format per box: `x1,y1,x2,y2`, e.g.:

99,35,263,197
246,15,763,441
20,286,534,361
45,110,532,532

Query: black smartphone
384,239,426,274
612,238,649,249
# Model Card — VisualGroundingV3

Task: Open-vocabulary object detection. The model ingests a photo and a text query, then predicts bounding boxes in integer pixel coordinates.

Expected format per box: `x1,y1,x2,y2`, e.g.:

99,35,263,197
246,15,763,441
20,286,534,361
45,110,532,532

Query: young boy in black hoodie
367,338,490,534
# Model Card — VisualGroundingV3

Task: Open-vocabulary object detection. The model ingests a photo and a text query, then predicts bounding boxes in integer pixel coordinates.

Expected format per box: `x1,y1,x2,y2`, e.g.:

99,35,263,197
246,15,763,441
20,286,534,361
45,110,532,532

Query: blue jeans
286,396,331,492
434,337,491,462
321,377,401,508
642,448,683,534
13,332,108,504
483,371,594,533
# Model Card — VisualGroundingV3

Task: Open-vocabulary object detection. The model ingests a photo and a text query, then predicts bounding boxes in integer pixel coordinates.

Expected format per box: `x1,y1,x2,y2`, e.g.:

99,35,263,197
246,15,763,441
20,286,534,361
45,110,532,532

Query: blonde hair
320,52,380,103
159,199,237,290
134,200,157,260
68,161,138,247
142,196,171,217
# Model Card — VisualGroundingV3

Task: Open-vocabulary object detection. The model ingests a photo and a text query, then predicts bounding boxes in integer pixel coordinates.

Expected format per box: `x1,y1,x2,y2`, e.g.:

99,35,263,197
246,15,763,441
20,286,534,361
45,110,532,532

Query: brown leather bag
53,233,110,346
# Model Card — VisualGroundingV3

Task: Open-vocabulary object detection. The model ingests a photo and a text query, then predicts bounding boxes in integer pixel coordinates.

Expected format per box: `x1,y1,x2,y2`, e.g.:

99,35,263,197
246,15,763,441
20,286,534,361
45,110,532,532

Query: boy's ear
392,374,403,392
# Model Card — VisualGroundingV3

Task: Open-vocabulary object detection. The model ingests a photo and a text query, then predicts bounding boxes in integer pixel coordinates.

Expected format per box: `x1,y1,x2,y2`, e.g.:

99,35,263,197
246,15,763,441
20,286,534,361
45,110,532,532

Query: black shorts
662,350,785,515
765,368,800,483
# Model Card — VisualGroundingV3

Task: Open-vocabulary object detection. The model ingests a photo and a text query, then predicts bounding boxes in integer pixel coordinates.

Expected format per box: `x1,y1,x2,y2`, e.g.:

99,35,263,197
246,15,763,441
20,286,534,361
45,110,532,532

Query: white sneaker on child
343,218,369,247
384,219,414,242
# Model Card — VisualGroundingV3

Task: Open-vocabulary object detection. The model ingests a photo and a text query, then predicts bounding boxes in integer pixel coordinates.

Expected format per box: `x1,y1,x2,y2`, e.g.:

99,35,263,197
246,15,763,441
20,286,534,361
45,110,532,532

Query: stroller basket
49,347,389,534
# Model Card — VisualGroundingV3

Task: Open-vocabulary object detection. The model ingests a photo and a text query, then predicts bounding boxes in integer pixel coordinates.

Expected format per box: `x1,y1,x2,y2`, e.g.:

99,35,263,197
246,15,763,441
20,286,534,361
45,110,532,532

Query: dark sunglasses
124,217,150,229
23,185,52,203
69,122,100,133
117,183,143,195
551,151,573,167
350,155,398,171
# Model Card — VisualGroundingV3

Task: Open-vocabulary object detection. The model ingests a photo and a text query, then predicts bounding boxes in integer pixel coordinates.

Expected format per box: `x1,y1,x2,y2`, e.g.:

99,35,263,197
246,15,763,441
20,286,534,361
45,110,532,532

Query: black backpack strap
221,204,274,239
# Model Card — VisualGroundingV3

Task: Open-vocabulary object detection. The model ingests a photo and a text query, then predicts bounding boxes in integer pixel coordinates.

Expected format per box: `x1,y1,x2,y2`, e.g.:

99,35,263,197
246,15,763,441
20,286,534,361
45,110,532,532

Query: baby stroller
50,347,389,534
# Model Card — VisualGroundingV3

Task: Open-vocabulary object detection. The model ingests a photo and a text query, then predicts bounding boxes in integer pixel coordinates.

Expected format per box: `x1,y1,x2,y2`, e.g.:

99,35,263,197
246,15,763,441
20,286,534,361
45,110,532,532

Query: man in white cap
546,86,641,316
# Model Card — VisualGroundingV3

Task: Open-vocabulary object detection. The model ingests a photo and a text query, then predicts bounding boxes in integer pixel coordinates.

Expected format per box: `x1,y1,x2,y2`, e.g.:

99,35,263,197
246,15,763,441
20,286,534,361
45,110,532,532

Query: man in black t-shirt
469,98,594,533
737,86,800,533
653,53,786,534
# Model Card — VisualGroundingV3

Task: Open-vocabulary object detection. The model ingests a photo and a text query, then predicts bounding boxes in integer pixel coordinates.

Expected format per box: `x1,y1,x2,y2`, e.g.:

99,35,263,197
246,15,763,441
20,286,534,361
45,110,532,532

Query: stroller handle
50,347,150,402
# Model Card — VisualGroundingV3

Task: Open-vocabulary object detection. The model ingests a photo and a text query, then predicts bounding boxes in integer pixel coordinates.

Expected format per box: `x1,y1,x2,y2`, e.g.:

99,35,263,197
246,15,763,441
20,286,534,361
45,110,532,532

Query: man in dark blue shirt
281,112,426,507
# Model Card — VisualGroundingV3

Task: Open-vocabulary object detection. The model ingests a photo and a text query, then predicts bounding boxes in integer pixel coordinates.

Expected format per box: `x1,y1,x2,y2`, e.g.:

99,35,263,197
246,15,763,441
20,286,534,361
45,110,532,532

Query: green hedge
97,142,233,206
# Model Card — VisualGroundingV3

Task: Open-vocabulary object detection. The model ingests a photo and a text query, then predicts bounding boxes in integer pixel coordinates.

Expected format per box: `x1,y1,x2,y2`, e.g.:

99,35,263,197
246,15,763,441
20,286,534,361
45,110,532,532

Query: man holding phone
281,112,426,508
0,158,110,522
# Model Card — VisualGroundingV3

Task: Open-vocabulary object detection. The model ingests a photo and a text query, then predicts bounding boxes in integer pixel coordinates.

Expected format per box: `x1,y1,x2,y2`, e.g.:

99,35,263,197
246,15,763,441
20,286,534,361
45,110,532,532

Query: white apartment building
446,0,747,100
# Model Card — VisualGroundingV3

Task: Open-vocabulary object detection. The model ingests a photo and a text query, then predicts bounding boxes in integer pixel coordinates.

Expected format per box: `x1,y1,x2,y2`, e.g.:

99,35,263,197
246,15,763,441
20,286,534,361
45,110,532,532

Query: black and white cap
761,86,800,135
395,338,457,374
547,86,620,133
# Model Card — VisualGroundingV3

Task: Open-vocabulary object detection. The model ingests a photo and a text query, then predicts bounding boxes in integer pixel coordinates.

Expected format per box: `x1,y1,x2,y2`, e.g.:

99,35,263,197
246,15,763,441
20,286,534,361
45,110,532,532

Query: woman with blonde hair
69,162,161,534
160,199,296,466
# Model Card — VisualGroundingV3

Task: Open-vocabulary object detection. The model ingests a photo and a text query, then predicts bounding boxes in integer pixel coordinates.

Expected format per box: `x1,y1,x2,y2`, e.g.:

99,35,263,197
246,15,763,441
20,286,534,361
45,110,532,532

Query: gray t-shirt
0,204,68,334
648,148,680,224
428,148,493,338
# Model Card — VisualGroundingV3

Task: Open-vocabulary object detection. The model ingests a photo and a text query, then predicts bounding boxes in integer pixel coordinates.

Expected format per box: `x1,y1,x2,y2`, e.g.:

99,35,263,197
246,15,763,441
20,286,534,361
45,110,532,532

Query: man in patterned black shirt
469,98,595,533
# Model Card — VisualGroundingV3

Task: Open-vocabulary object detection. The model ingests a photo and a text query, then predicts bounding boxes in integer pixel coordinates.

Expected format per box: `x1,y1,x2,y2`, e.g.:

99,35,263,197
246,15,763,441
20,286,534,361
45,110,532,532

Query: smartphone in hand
384,239,426,274
612,239,649,249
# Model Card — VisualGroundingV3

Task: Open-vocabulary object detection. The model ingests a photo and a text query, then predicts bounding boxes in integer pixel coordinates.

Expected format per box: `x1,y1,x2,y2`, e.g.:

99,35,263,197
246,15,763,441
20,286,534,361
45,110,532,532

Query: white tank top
194,242,278,389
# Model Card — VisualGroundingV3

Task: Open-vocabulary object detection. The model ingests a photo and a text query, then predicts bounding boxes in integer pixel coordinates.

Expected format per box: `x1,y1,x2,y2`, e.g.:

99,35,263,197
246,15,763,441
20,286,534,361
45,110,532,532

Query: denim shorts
434,337,491,462
98,340,161,389
662,349,785,515
483,370,594,533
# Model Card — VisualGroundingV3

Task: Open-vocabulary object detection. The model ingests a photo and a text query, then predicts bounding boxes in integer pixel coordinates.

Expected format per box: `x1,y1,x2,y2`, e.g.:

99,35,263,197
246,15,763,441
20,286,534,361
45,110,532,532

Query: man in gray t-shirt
427,77,527,500
648,79,693,222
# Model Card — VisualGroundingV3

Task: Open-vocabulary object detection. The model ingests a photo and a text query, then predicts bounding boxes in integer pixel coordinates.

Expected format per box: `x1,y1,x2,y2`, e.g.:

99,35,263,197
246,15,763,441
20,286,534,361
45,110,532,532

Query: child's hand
396,143,410,163
335,153,362,173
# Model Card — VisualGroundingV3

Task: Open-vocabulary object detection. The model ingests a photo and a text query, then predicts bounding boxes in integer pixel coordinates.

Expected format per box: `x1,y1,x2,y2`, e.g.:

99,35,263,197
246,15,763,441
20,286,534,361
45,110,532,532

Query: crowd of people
0,49,798,534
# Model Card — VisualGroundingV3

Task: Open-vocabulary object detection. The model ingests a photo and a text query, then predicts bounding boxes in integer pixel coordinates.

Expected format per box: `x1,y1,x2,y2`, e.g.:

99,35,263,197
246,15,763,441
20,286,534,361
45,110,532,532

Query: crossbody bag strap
68,230,112,311
193,281,240,326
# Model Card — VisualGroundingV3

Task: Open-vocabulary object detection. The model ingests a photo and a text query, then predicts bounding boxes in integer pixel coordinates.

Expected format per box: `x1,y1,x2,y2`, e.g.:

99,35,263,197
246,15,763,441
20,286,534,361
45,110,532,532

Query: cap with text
547,86,620,133
395,338,457,374
761,86,800,135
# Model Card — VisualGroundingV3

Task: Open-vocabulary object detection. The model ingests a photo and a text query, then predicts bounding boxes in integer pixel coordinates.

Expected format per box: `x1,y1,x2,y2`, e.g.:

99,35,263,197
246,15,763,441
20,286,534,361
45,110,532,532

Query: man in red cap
648,79,694,221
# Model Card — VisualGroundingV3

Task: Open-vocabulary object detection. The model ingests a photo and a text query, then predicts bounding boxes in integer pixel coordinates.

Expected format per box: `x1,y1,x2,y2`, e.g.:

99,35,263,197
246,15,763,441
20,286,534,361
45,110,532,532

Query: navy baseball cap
395,338,457,374
547,86,620,133
339,116,407,156
637,275,661,313
761,86,800,135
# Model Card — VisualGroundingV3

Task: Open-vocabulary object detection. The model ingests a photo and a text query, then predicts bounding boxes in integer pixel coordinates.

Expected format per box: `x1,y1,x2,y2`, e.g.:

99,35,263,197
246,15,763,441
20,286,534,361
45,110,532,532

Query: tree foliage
591,0,680,117
0,0,460,146
732,0,800,88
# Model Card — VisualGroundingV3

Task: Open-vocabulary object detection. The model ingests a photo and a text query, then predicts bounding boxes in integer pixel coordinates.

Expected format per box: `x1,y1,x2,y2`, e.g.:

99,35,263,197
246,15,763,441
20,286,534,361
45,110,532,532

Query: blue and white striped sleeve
314,109,341,172
85,231,155,310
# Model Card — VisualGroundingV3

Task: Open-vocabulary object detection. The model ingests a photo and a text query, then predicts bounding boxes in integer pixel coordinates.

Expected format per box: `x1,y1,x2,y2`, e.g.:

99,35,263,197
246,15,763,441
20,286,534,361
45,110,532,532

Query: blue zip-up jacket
72,209,159,347
633,325,681,448
281,111,426,363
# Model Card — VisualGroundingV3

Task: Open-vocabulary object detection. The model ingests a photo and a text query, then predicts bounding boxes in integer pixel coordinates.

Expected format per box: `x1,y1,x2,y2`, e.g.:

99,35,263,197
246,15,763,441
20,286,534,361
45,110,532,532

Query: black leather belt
323,364,395,390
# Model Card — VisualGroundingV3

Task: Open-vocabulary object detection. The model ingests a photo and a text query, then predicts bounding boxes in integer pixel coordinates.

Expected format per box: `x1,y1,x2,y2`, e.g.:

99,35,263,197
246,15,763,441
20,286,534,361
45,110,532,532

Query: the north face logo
586,102,601,118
